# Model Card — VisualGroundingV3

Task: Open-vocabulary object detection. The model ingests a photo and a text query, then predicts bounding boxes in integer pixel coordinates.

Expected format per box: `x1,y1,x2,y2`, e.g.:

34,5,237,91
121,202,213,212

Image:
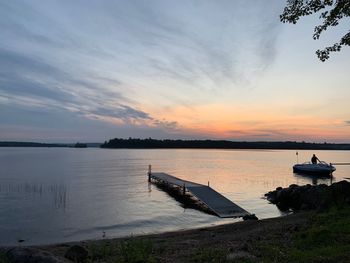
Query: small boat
293,161,336,176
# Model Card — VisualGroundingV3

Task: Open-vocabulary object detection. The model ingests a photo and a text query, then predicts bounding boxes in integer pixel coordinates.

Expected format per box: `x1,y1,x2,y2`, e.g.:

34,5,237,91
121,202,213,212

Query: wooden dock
149,171,250,218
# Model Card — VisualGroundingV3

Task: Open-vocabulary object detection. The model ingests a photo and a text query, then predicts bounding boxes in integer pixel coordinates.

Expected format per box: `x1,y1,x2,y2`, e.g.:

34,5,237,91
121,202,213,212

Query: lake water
0,148,349,245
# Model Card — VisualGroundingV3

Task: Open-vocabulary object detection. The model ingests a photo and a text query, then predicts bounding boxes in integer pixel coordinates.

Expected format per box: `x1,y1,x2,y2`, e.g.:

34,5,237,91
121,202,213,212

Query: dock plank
186,186,248,218
150,173,202,187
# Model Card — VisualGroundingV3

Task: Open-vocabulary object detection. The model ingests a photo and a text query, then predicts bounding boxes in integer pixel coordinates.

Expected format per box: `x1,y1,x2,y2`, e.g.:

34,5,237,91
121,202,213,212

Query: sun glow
145,103,350,141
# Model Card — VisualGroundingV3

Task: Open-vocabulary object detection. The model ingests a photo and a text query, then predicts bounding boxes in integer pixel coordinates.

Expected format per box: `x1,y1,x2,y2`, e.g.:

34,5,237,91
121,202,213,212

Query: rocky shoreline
265,180,350,211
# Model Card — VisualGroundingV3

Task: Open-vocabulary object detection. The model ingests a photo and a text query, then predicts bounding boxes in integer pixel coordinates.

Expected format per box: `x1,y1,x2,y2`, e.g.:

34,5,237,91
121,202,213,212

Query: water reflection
293,172,333,185
0,183,68,209
147,182,152,194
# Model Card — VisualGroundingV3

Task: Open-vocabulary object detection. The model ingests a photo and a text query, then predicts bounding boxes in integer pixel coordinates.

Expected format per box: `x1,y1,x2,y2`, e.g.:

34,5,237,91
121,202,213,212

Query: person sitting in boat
311,154,320,164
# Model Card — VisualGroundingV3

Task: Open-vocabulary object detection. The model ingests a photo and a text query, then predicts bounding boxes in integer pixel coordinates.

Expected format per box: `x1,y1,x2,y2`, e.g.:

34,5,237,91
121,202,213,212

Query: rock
319,184,328,189
330,180,350,204
239,242,249,251
243,214,258,221
265,181,350,212
265,191,277,203
300,203,310,210
6,247,66,263
275,187,293,211
181,239,198,246
316,200,329,212
64,245,88,263
289,225,299,232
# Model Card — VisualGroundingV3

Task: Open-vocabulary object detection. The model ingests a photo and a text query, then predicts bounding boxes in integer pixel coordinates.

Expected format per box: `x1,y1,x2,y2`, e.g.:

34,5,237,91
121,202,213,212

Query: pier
148,167,250,218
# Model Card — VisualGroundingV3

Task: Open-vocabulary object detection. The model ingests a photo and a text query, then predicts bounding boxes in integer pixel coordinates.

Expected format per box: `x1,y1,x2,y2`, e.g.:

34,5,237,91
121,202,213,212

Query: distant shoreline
0,142,101,148
101,138,350,150
1,139,350,150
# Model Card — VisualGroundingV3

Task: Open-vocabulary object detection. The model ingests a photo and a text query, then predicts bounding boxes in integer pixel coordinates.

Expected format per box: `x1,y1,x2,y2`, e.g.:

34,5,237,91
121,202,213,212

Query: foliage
280,0,350,61
189,248,227,262
254,205,350,262
88,240,117,262
0,252,9,263
119,238,155,263
288,206,350,262
87,238,155,263
189,248,254,263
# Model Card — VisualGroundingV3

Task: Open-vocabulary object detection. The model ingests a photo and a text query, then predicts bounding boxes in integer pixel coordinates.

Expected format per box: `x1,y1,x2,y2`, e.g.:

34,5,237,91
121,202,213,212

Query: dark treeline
0,141,70,147
74,143,87,148
0,142,101,148
101,138,350,150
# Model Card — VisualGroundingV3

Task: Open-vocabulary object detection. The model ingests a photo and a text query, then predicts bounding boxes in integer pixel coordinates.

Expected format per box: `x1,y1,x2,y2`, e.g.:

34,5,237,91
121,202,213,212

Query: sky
1,0,349,143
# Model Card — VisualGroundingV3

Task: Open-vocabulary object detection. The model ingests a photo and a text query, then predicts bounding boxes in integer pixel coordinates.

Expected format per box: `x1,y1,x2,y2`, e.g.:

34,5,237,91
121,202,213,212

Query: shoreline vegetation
102,138,350,150
2,139,350,150
0,142,99,148
1,181,350,262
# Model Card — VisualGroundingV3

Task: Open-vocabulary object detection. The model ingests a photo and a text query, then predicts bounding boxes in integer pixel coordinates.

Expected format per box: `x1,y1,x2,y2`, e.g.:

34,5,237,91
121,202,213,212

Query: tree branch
280,0,349,61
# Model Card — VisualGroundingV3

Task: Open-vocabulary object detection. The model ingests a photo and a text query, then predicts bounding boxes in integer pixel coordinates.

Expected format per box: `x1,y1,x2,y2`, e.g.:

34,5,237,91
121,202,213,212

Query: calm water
0,148,349,245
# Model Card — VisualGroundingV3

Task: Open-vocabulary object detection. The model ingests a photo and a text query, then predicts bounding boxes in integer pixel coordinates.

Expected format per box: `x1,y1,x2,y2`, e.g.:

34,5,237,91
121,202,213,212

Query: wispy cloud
0,0,294,141
92,106,151,121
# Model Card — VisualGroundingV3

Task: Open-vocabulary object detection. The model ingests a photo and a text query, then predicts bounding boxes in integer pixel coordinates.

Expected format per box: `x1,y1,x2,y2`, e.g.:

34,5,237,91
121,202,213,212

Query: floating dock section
149,171,249,218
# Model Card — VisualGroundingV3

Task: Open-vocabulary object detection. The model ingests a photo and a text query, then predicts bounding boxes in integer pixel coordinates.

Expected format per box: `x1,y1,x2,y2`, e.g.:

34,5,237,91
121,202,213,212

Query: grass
189,248,227,262
0,251,9,263
88,240,117,262
87,238,155,263
188,248,256,263
119,238,155,263
85,205,350,262
253,205,350,262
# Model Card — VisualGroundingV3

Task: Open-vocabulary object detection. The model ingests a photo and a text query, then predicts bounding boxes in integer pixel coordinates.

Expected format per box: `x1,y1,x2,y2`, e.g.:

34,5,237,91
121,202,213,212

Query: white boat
293,161,336,176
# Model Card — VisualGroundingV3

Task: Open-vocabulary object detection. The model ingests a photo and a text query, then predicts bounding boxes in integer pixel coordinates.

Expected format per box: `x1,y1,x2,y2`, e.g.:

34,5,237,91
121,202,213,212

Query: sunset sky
1,0,350,143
